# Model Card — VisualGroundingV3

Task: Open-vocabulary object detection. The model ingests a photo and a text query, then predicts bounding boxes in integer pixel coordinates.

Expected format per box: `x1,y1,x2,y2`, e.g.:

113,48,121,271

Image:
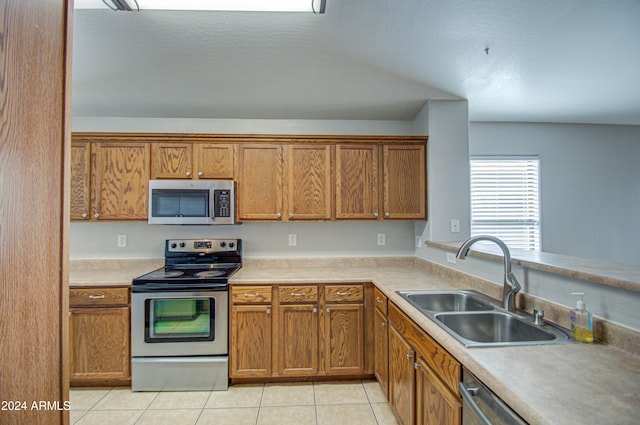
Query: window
470,157,541,251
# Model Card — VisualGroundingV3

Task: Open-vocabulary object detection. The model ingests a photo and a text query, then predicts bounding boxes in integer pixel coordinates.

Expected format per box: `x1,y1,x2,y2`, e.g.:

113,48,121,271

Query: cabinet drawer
231,286,272,304
278,286,318,303
70,287,129,307
373,286,388,314
325,285,364,303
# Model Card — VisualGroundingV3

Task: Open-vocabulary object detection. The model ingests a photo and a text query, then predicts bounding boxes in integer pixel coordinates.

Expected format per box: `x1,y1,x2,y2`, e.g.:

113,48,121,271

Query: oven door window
145,297,215,343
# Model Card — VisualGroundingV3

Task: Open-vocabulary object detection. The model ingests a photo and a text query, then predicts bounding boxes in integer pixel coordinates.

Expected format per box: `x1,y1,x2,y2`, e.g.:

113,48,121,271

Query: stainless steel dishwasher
459,368,528,425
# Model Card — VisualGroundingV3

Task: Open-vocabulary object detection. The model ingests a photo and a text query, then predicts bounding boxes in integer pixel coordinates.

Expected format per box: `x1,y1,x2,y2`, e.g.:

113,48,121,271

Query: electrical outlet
450,219,460,233
377,233,386,246
446,252,457,264
415,235,422,248
288,234,297,247
117,234,127,248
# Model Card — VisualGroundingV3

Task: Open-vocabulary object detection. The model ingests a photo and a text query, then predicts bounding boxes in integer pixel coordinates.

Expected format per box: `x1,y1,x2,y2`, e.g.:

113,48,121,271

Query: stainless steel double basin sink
396,290,572,347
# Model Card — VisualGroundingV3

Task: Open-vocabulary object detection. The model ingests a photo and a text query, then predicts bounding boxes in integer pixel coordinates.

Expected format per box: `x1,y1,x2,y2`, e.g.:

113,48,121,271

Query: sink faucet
456,235,521,313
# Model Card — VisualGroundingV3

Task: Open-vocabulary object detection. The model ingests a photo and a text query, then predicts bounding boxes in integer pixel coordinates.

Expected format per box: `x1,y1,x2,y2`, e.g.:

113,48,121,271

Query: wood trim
72,132,428,144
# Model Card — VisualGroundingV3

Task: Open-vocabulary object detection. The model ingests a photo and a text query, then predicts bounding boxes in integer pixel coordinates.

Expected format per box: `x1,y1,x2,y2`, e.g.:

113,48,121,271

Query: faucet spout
455,235,521,312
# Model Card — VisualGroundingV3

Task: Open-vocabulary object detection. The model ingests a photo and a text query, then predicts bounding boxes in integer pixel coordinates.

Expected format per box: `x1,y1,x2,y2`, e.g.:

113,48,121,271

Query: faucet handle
532,308,545,326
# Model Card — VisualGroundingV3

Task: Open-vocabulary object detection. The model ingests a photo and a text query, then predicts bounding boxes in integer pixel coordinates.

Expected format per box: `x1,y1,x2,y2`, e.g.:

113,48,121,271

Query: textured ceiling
72,0,640,124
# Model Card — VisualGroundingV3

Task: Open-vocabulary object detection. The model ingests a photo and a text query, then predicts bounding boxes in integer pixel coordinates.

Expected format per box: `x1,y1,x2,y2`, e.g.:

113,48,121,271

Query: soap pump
570,292,594,343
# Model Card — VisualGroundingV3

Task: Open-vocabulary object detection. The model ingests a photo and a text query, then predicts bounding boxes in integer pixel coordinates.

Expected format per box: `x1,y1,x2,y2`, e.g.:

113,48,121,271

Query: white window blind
470,157,541,251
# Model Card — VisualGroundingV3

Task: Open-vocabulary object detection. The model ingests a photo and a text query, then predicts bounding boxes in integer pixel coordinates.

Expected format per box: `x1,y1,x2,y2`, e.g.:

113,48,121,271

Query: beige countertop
69,257,640,425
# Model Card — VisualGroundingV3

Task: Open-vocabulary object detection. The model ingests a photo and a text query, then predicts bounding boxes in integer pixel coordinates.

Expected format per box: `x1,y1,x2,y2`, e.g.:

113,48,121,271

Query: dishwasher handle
459,382,494,425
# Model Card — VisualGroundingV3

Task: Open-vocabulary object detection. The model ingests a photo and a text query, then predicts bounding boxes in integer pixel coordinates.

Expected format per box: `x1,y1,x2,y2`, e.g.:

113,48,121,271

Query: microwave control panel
213,190,231,218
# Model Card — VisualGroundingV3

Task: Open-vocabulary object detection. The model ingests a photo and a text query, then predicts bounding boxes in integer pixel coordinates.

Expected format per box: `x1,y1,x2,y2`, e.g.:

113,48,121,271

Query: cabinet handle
186,171,191,177
384,212,390,218
88,294,105,299
414,362,419,370
381,322,386,328
376,297,384,304
277,213,282,218
406,353,412,360
82,213,88,219
326,308,331,313
243,293,260,297
289,213,294,218
290,292,306,297
198,171,203,177
94,213,100,219
266,308,271,314
313,307,318,313
336,291,352,296
373,212,379,218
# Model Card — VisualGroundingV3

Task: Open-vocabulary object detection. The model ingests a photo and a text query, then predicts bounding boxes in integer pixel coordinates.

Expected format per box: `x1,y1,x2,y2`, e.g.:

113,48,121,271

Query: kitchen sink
398,290,495,313
396,290,572,347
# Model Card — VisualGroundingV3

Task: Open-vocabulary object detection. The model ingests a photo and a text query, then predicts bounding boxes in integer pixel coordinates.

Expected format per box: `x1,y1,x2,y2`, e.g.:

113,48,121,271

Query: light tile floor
70,380,399,425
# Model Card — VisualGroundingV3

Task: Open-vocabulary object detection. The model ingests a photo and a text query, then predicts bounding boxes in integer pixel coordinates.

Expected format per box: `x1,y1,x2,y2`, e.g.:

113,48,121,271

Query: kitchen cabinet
92,142,150,220
373,287,390,398
322,285,365,375
70,141,91,220
382,144,426,220
151,142,234,179
388,302,461,425
229,286,273,378
229,283,370,381
287,144,332,220
236,144,284,221
389,324,416,425
335,144,380,219
277,286,319,376
69,287,131,386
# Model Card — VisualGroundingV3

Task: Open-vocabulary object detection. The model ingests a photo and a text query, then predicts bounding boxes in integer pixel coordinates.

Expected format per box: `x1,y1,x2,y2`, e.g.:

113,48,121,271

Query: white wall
469,122,640,266
414,100,471,258
70,116,417,259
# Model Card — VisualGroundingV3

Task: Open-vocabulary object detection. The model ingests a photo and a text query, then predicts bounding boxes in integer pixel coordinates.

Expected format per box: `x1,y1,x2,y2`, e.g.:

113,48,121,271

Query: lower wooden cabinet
69,287,131,386
387,301,462,425
230,283,369,380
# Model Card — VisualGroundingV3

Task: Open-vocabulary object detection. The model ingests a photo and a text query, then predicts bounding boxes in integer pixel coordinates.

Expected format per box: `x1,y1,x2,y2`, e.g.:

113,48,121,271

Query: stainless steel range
131,239,241,391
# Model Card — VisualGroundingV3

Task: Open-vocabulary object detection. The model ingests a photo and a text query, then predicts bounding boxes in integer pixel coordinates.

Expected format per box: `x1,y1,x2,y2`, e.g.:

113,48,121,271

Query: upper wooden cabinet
151,142,234,180
335,144,380,220
92,142,150,220
383,144,426,220
70,142,91,220
237,143,284,221
287,144,332,221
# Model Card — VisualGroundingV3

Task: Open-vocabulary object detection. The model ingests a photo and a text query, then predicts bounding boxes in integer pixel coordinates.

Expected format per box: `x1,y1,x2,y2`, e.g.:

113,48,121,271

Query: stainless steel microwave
148,180,235,225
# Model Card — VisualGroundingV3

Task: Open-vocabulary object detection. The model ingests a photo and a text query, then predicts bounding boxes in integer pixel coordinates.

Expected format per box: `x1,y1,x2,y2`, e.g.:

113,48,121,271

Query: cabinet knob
381,322,386,328
313,307,318,313
406,353,412,360
277,213,282,218
94,213,100,219
82,213,88,219
198,171,203,177
373,212,379,218
186,171,191,177
289,213,294,218
326,308,331,313
266,308,271,314
376,297,384,304
384,212,390,218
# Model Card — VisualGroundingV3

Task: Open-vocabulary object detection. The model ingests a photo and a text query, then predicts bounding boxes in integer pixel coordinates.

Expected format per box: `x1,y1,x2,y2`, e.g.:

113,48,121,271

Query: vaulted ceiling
72,0,640,124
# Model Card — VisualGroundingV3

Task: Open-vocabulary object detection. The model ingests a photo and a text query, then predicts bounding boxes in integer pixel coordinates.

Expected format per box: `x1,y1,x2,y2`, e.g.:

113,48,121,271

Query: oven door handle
132,283,228,292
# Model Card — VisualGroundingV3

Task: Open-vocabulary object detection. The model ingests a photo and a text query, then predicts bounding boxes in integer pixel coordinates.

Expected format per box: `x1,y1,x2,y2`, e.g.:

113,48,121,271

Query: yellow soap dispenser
570,292,594,343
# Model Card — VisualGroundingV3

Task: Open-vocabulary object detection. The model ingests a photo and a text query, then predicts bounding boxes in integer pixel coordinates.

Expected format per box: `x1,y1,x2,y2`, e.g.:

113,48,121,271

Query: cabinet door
335,144,379,219
323,304,365,375
230,304,272,377
70,142,91,220
278,304,319,376
92,142,150,220
389,324,415,425
69,306,130,382
237,144,284,221
415,356,461,425
196,143,234,179
382,144,426,219
287,144,332,220
374,307,389,399
151,143,193,179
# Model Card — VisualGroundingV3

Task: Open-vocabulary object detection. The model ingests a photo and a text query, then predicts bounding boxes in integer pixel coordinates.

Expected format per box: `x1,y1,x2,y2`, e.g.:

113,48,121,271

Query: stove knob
170,243,177,249
229,242,235,248
179,242,186,248
220,242,227,248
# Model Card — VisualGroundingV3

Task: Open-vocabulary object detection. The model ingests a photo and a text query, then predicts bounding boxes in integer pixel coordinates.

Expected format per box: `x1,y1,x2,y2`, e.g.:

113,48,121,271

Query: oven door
131,289,228,357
